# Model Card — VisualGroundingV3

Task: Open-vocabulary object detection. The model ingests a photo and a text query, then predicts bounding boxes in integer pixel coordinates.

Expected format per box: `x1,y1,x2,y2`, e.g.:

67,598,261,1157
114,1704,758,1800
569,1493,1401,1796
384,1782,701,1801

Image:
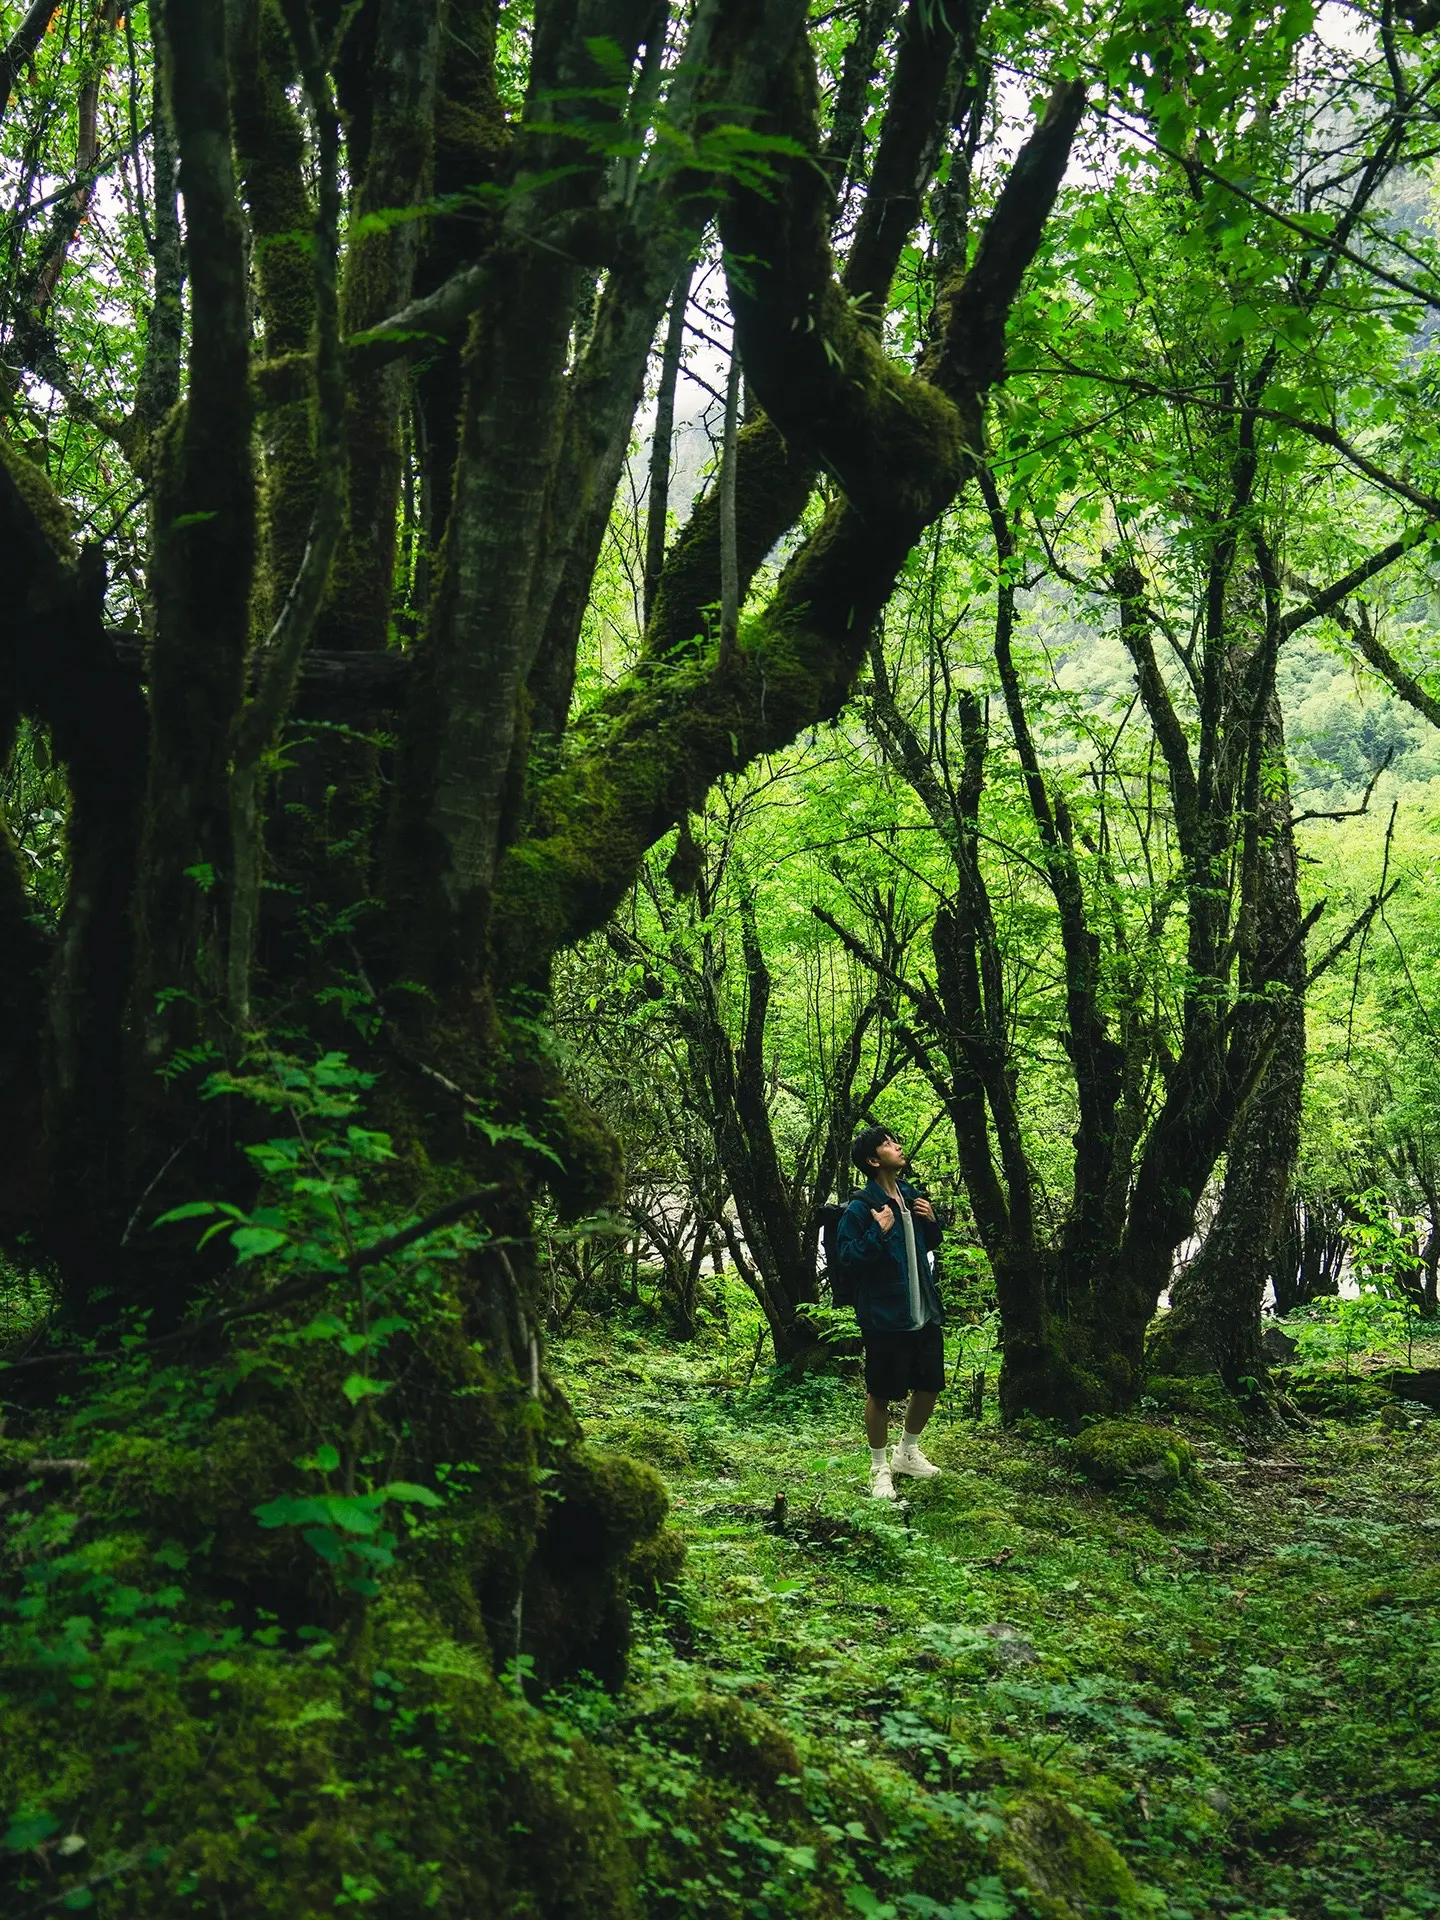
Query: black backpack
817,1200,856,1308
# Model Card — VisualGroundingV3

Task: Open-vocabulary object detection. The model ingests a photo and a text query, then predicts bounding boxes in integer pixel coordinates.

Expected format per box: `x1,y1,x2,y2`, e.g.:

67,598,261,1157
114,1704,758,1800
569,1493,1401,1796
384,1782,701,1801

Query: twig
740,1322,768,1391
1324,805,1401,1062
119,1125,202,1246
0,1456,90,1476
17,1846,153,1919
1292,746,1396,826
347,1189,498,1274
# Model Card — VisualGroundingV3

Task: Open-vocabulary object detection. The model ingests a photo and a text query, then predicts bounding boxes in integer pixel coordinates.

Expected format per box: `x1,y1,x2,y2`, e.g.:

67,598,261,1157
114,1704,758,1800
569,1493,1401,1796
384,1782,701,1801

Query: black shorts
863,1321,945,1401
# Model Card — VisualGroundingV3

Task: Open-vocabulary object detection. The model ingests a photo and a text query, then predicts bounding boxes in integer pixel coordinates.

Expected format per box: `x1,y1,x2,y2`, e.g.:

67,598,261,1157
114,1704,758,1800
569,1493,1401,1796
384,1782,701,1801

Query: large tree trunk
0,10,1086,1908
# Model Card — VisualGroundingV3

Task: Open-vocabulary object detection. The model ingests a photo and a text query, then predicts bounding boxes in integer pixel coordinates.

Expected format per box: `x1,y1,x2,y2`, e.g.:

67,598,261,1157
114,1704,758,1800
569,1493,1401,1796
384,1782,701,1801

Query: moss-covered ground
550,1291,1440,1920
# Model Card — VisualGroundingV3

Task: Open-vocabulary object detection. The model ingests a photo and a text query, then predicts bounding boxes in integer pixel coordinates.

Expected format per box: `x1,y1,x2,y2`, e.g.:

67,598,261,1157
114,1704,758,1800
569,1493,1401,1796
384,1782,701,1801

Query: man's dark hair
850,1126,897,1176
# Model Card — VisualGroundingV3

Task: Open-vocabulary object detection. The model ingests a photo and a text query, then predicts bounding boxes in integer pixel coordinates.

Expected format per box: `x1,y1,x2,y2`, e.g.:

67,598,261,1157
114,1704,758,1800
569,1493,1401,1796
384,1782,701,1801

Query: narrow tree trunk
1415,1182,1440,1318
643,264,691,623
1271,1192,1346,1314
1149,688,1305,1385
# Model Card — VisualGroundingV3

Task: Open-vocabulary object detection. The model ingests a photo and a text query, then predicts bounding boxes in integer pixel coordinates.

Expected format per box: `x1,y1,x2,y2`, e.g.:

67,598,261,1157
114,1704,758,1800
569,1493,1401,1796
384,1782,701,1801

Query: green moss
633,1692,803,1791
0,1579,640,1917
1290,1375,1393,1420
1071,1418,1196,1489
546,1446,669,1558
629,1524,687,1605
1070,1418,1200,1519
525,1446,670,1688
1142,1372,1251,1434
999,1791,1142,1918
602,1418,692,1471
0,433,75,560
0,1324,666,1916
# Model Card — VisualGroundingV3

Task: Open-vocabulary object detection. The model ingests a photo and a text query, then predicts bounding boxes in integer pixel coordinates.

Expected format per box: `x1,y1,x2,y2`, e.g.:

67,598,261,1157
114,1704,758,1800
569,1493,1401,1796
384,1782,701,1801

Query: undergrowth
3,1147,1436,1918
551,1283,1440,1920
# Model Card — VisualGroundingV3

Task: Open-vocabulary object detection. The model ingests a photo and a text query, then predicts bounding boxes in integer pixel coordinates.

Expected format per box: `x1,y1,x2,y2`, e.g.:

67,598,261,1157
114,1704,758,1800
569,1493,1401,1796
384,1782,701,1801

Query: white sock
869,1445,889,1469
899,1429,925,1453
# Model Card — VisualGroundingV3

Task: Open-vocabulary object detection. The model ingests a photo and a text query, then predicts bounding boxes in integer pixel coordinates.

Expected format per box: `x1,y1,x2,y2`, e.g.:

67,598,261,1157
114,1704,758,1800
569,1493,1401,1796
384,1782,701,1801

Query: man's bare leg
902,1390,938,1436
864,1395,892,1448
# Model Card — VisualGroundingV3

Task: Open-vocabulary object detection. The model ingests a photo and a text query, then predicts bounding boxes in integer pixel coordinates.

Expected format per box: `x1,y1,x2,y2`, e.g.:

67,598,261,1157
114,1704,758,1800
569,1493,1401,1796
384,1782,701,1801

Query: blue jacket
836,1179,944,1333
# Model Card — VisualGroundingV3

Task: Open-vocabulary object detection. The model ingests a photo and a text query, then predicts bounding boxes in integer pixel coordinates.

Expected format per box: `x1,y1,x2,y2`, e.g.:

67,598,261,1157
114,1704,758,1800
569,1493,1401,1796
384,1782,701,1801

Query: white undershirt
895,1190,924,1331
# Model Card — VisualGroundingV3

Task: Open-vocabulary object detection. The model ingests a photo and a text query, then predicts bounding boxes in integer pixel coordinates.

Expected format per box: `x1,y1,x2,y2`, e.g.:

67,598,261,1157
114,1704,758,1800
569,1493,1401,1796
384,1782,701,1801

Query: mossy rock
598,1417,692,1471
628,1523,687,1605
999,1791,1142,1918
525,1446,669,1688
1142,1373,1250,1434
633,1692,802,1791
1289,1375,1393,1420
1072,1419,1197,1494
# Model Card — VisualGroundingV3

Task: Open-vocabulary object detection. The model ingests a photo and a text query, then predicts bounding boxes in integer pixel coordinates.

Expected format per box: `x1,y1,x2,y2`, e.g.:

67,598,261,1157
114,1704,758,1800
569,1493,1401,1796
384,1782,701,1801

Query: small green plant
153,1048,495,1593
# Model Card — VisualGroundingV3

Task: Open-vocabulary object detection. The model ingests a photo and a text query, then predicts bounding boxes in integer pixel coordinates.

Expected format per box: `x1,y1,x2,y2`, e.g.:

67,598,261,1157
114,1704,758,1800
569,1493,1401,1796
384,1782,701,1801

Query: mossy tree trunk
0,0,1082,1710
1148,686,1306,1388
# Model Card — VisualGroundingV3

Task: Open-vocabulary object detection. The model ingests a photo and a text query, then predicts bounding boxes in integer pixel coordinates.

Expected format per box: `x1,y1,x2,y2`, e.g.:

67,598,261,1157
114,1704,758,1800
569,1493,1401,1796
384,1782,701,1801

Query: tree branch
0,0,61,125
494,68,1085,977
1278,524,1433,639
842,0,971,312
226,0,348,1025
1339,601,1440,732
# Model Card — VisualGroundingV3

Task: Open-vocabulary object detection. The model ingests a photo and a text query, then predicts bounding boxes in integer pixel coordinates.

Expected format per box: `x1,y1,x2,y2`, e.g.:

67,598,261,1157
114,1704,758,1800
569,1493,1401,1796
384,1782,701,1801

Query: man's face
870,1135,906,1174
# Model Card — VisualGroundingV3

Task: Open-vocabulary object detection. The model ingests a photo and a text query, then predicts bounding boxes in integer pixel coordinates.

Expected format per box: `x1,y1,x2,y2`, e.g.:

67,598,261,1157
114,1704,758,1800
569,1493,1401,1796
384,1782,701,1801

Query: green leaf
153,1202,219,1226
467,1115,564,1168
230,1226,289,1261
383,1481,444,1508
314,1444,340,1473
342,1374,388,1405
844,1889,896,1918
583,35,633,84
3,1811,59,1851
300,1313,346,1341
322,1497,384,1536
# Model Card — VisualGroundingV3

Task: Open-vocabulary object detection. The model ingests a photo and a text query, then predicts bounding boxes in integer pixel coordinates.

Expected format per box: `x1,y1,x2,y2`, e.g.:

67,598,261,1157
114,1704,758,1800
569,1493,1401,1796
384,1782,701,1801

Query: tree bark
318,0,443,656
1149,688,1306,1383
134,0,256,1056
642,264,692,625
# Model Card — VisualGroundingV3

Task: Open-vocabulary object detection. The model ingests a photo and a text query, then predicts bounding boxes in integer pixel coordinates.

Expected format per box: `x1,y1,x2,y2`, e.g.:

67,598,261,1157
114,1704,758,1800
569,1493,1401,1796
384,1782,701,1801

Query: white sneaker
892,1443,941,1479
869,1462,897,1500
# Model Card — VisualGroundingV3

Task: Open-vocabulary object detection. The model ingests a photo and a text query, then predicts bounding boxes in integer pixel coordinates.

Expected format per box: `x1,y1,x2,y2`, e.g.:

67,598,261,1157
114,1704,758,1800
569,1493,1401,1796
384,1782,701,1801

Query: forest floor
551,1291,1440,1920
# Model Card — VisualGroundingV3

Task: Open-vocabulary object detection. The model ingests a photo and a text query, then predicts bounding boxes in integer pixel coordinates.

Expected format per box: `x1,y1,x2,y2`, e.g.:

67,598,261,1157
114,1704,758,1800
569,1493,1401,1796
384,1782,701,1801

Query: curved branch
494,72,1084,977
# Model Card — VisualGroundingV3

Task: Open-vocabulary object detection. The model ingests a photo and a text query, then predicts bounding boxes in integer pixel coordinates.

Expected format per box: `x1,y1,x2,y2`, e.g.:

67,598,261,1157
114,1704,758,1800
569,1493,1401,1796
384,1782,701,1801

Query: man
836,1126,945,1499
